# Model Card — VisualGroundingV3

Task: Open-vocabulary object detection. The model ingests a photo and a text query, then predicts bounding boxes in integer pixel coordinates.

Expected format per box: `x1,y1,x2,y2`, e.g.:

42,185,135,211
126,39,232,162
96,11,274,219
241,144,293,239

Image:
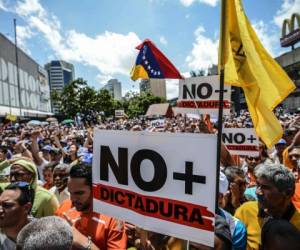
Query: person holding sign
55,163,127,250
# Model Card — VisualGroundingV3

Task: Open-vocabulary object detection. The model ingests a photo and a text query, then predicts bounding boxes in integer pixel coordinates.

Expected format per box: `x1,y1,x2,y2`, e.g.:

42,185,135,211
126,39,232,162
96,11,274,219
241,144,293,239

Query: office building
102,79,122,100
0,33,52,117
45,60,75,113
139,79,166,99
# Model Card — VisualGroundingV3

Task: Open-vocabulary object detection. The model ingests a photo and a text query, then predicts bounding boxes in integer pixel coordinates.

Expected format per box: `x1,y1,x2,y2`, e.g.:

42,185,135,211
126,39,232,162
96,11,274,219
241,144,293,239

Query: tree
58,78,87,117
126,91,166,118
50,78,166,119
190,69,206,77
95,89,114,116
78,86,98,114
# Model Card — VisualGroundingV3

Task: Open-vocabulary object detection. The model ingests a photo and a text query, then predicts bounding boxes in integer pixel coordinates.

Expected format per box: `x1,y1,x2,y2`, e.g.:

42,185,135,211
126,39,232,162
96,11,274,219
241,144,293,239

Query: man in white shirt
49,164,70,205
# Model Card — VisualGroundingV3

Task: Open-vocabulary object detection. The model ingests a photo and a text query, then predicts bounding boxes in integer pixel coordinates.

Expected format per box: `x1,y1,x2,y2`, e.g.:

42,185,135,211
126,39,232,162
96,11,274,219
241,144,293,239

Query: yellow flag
219,0,296,148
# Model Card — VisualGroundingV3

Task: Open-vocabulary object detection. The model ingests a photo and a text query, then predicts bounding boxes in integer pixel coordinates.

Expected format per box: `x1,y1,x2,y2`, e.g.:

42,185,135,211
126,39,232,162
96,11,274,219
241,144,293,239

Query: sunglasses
247,157,261,162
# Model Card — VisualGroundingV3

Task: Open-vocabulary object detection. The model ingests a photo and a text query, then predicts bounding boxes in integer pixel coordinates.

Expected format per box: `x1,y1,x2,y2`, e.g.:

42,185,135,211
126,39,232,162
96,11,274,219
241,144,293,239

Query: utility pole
14,18,22,117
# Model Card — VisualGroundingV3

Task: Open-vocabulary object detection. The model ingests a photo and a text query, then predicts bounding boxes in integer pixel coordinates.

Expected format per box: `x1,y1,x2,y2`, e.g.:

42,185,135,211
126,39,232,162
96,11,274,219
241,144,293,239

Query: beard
72,201,90,212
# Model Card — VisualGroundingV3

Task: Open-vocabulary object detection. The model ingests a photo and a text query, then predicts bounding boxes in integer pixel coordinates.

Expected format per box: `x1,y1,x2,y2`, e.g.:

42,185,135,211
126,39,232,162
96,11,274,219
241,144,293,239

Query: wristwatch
85,236,92,250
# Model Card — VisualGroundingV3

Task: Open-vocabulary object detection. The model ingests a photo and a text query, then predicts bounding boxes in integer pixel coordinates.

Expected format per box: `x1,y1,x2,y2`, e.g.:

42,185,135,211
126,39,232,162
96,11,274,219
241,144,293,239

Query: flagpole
215,0,227,215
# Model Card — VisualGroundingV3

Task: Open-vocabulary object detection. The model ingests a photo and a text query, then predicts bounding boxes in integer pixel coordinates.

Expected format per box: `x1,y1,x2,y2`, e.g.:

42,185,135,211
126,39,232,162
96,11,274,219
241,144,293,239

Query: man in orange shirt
55,163,127,250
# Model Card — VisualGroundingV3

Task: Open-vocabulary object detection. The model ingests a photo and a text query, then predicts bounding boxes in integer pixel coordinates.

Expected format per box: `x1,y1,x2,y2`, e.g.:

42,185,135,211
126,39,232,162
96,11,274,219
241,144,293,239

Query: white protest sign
115,110,125,118
177,75,231,116
150,119,165,128
222,128,259,156
92,130,216,247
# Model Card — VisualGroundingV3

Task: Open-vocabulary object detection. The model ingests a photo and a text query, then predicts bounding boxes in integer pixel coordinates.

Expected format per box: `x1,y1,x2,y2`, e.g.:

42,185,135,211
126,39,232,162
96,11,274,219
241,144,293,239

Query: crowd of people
0,109,299,250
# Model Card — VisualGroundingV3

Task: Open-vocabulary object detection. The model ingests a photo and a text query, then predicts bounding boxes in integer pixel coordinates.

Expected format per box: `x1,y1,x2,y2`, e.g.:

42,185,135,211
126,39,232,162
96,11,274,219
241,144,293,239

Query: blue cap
276,138,286,145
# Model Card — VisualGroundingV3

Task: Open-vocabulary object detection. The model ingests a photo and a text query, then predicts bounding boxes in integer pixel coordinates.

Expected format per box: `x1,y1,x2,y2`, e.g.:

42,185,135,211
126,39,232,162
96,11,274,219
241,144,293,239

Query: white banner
92,130,217,247
222,128,259,156
177,75,231,116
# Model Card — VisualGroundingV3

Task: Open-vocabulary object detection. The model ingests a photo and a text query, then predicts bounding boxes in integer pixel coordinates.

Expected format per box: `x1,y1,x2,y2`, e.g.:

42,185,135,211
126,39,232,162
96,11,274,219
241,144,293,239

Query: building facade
140,79,166,98
276,46,300,111
45,60,75,113
0,33,52,117
102,79,122,100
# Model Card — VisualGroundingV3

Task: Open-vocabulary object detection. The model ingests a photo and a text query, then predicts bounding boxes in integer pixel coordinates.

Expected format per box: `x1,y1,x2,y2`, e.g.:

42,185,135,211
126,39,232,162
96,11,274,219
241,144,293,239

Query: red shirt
55,199,127,250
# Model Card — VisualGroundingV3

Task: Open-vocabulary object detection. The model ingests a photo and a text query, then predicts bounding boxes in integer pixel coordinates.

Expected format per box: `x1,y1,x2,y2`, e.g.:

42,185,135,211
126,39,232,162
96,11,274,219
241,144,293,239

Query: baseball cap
276,138,286,145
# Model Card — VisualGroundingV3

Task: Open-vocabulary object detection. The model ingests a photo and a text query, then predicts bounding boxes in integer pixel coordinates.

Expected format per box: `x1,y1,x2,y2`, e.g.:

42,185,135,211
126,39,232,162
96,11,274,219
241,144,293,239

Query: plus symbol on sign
247,135,257,143
173,161,206,195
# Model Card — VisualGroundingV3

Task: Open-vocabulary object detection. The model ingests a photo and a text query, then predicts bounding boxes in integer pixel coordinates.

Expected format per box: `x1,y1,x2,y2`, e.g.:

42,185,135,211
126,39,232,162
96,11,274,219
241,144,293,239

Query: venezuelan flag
131,39,183,81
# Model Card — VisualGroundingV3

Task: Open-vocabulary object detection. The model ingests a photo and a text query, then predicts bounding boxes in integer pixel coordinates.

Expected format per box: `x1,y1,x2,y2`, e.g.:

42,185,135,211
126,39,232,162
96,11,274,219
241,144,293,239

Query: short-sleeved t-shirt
32,186,59,218
55,199,127,250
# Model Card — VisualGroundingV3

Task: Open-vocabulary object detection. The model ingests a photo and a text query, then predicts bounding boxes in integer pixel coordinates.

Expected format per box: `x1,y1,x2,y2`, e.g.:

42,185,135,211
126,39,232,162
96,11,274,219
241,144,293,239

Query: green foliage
51,79,166,118
125,91,166,118
190,69,206,77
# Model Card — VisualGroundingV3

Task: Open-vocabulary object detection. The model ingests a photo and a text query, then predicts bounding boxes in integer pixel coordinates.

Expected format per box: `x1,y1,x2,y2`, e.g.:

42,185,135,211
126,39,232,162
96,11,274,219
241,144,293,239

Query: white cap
219,172,229,195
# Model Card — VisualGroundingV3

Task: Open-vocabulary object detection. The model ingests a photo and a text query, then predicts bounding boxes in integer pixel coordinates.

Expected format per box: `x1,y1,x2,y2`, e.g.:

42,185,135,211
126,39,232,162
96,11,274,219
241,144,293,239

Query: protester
41,162,56,190
55,163,127,250
288,146,300,171
189,215,232,250
16,216,73,250
270,139,287,164
49,163,70,205
9,159,59,217
223,166,248,214
283,130,300,169
0,146,10,181
0,181,34,249
218,171,247,250
260,218,300,250
235,163,300,250
0,110,298,250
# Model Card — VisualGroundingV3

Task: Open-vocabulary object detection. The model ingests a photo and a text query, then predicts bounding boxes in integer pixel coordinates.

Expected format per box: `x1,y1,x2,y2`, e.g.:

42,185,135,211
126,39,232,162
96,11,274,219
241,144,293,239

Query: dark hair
69,163,92,186
224,166,245,183
5,182,35,208
261,218,300,250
